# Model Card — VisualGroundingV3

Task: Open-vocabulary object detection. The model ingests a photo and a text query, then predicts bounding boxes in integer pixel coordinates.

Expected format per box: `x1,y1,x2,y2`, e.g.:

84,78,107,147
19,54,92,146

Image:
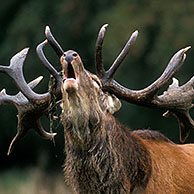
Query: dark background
1,0,194,192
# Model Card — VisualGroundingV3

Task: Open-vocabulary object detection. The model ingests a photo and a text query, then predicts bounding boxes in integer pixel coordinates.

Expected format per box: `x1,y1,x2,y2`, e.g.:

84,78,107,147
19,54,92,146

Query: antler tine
0,48,49,102
7,115,57,156
45,26,64,57
106,30,138,80
163,109,194,143
28,76,43,89
95,24,108,78
36,39,62,84
0,76,43,106
181,75,194,90
0,89,17,105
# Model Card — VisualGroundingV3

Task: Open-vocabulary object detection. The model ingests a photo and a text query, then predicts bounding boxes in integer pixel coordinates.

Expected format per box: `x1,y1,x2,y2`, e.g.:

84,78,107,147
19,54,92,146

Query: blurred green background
1,0,194,193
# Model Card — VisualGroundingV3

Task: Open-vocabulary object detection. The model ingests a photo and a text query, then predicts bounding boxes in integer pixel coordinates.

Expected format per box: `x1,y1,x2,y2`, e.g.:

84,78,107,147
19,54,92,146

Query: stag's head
60,49,121,144
1,24,194,154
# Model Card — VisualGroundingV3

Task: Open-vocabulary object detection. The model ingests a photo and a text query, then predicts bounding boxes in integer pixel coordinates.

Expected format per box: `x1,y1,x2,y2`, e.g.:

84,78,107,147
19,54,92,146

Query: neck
63,114,152,193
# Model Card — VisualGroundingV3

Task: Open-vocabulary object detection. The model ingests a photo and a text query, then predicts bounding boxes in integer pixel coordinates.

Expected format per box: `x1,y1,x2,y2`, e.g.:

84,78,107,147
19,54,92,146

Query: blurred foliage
0,167,72,194
1,0,194,174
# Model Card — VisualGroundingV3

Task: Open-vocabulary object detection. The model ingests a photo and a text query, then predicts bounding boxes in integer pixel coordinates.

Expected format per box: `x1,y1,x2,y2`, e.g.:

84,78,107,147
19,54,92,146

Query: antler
44,26,64,57
96,24,193,142
0,29,63,154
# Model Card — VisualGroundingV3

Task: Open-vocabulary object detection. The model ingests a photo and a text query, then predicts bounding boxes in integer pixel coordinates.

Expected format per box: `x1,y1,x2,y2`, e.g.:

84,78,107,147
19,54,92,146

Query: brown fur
133,130,194,193
143,140,194,193
63,115,152,194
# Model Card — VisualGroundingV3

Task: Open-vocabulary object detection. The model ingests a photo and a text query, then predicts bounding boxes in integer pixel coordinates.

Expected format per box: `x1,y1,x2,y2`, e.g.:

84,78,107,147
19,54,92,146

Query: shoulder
132,129,173,143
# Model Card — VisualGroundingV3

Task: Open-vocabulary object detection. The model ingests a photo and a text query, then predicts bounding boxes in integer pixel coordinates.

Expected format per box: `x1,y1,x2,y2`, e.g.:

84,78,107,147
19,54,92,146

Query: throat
61,109,89,144
61,89,103,145
61,100,102,145
63,117,152,193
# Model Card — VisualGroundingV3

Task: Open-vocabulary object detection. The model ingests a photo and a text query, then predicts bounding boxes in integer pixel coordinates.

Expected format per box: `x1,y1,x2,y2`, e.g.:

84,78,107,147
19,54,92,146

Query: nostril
72,53,77,57
63,51,77,63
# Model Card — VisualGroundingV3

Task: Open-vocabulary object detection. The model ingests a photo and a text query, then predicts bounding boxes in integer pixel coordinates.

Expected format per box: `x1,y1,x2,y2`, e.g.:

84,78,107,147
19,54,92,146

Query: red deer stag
1,25,194,193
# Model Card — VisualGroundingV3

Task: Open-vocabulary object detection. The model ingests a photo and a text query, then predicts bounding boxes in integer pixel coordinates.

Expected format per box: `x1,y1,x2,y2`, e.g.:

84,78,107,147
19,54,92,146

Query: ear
107,94,121,114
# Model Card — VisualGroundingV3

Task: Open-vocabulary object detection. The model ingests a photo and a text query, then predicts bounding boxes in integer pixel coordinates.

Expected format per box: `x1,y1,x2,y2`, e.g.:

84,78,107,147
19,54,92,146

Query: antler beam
107,46,189,105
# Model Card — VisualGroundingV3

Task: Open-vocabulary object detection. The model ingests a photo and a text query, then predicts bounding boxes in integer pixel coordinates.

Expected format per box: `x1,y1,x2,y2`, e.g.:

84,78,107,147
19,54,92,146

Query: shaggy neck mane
63,113,152,193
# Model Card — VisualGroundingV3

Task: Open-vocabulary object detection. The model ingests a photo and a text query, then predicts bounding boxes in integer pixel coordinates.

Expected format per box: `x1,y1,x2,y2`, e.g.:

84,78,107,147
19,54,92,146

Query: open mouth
66,63,76,79
63,63,78,92
64,63,76,80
